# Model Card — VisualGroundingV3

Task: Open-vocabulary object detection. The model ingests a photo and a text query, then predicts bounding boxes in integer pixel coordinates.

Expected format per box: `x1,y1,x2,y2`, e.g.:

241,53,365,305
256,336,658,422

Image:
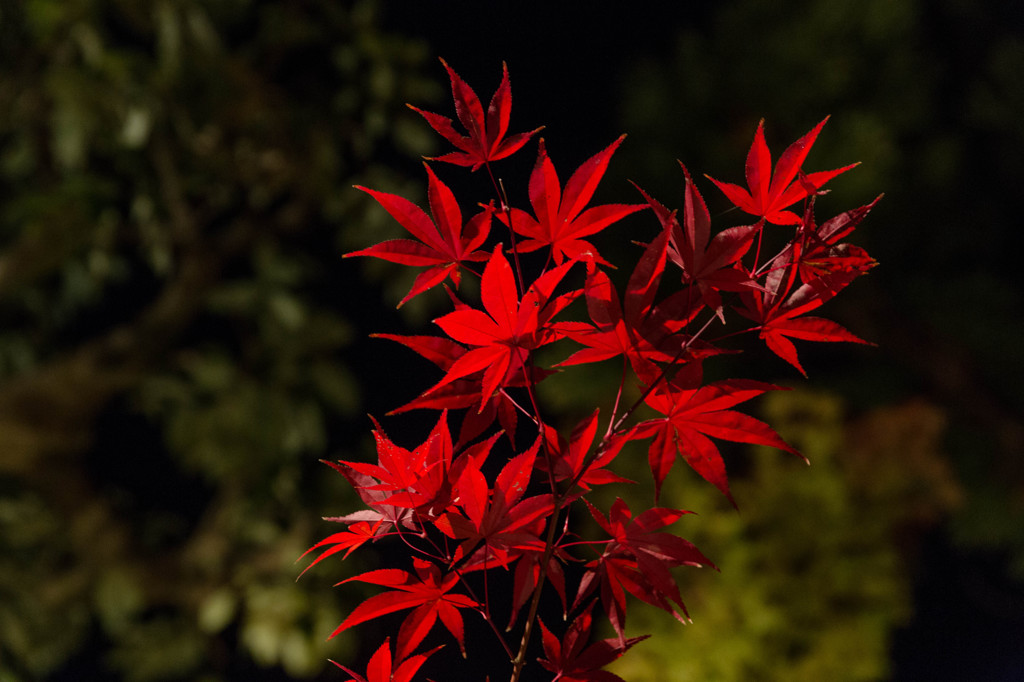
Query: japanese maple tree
302,59,879,681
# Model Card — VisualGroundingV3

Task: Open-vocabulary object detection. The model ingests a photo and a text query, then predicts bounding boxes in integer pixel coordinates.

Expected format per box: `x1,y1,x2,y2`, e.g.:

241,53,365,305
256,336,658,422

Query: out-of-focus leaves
608,390,960,682
0,0,432,678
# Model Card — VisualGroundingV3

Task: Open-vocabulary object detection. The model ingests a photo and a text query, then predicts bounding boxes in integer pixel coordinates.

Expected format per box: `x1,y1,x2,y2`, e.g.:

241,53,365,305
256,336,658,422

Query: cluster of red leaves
307,59,879,681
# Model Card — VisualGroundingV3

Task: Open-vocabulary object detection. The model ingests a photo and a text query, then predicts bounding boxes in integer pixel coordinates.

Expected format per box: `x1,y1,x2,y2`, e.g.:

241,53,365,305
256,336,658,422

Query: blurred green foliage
0,1,434,679
606,392,958,681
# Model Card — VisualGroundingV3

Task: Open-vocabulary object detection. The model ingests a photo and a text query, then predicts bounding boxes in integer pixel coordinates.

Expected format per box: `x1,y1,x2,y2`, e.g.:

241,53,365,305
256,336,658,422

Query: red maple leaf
441,438,553,570
499,137,645,266
537,604,648,682
626,380,803,504
574,498,714,643
297,520,381,579
736,279,873,377
557,233,708,387
409,59,542,171
338,411,458,518
330,638,441,682
706,117,857,225
538,409,633,492
736,199,879,376
348,164,491,307
640,167,761,319
331,557,479,661
429,245,577,409
319,412,492,539
371,332,534,447
321,461,417,536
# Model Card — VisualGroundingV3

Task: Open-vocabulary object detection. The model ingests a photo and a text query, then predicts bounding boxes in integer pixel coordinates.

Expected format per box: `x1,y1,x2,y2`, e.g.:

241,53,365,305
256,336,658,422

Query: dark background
1,1,1022,680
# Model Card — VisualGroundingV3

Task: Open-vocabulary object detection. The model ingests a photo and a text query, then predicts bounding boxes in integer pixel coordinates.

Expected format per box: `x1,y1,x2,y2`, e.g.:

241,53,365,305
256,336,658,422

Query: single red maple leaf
319,412,489,539
331,557,479,661
337,411,458,517
321,461,417,536
706,117,858,225
371,332,537,447
736,281,873,377
626,379,804,504
639,167,761,320
409,59,542,171
538,409,634,492
499,137,645,266
575,498,714,642
537,604,648,682
297,520,381,579
330,638,442,682
348,163,491,307
429,245,577,409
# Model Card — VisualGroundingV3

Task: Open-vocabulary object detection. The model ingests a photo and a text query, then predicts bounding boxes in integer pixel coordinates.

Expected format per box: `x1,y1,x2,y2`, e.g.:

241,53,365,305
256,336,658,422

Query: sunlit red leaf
499,137,645,265
348,164,491,306
297,520,381,579
409,59,541,170
706,118,857,225
428,246,576,409
330,638,442,682
626,380,803,504
331,557,479,661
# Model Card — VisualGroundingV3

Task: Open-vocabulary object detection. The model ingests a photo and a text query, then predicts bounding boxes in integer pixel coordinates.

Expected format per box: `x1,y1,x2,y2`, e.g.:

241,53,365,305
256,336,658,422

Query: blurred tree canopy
2,0,1021,680
0,1,436,679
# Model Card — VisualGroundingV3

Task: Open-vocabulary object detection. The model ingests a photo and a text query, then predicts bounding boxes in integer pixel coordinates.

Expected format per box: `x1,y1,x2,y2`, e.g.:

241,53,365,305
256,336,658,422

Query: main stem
509,494,561,682
483,162,563,682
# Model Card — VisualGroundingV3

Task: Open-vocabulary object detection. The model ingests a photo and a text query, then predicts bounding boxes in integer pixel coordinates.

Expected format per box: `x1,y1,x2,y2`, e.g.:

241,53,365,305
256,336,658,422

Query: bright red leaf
409,59,542,171
321,461,417,537
442,438,553,570
348,164,491,307
331,557,479,661
627,379,803,504
338,411,457,519
538,409,633,492
429,245,577,409
297,520,381,579
330,638,442,682
369,332,529,445
557,234,709,387
706,118,858,225
499,137,645,265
